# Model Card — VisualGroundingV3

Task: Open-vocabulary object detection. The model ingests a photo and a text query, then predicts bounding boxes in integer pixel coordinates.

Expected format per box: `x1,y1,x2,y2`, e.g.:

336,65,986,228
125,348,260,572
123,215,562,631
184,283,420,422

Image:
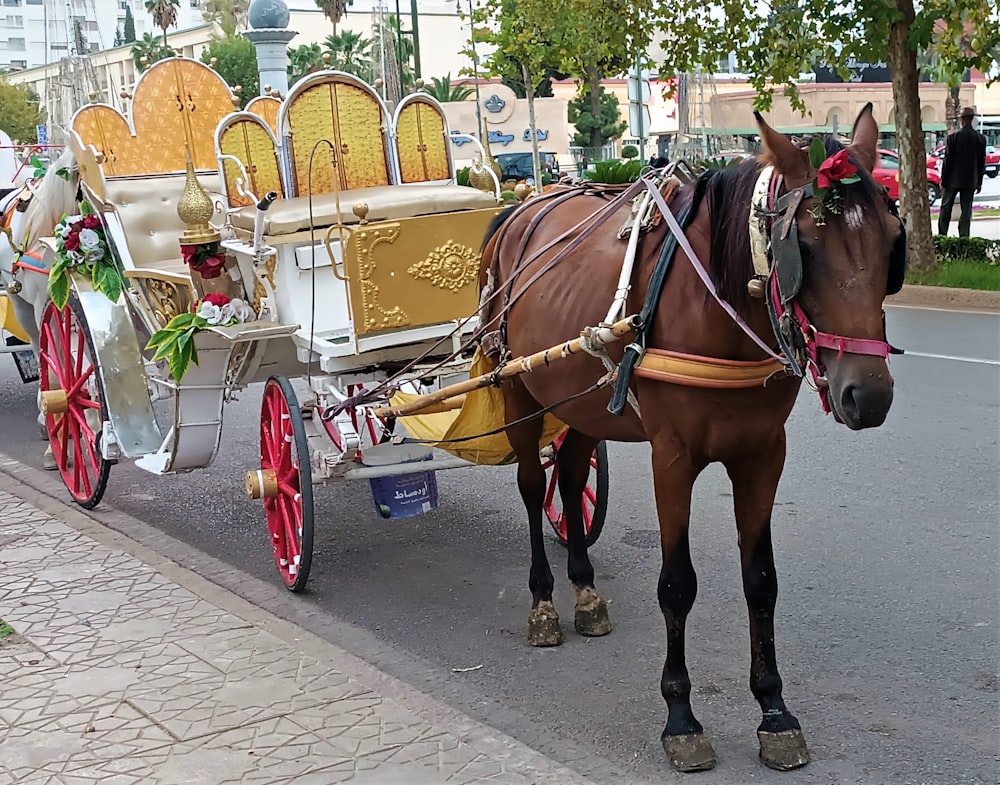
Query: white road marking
902,350,1000,366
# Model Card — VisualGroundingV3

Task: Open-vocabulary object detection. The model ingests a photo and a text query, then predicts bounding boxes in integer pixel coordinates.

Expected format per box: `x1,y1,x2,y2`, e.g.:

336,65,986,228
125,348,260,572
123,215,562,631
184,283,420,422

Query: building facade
0,0,205,72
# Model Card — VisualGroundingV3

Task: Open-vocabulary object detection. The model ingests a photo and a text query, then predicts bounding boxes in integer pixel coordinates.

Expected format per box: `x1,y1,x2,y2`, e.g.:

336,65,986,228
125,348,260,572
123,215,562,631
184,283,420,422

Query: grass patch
906,260,1000,290
0,619,15,638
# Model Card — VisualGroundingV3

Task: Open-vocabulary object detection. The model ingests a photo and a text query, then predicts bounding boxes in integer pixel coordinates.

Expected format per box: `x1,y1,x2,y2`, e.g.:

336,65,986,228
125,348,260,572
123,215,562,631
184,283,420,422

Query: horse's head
755,105,901,430
22,147,82,253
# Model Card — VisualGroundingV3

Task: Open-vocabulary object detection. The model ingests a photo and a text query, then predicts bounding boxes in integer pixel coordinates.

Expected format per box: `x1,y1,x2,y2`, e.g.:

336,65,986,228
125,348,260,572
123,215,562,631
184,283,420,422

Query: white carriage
39,57,606,591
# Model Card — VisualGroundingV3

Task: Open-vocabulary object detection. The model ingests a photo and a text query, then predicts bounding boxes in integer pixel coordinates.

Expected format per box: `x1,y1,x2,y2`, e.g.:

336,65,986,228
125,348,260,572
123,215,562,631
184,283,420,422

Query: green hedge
933,236,1000,265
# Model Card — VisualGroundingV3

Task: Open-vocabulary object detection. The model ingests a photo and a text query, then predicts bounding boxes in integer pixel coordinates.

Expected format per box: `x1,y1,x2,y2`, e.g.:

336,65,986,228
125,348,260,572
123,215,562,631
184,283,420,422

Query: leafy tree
131,32,174,72
202,0,248,38
0,78,42,143
653,0,999,272
200,36,259,106
567,85,626,148
323,30,372,78
72,19,88,56
123,6,137,43
315,0,352,34
425,74,474,103
288,43,323,85
145,0,180,47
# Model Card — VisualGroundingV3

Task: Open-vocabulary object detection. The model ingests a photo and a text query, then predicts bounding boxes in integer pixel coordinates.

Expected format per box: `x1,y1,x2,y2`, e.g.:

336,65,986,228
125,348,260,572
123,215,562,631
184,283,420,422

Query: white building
0,0,205,72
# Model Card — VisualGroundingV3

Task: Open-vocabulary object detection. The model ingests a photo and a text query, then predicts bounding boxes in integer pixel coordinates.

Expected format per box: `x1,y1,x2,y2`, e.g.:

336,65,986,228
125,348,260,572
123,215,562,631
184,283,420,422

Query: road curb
887,284,1000,312
0,454,614,785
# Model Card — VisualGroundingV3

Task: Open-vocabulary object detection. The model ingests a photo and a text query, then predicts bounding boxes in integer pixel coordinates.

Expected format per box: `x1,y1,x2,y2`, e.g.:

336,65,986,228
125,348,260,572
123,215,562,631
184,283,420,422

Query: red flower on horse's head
201,292,231,308
816,150,857,190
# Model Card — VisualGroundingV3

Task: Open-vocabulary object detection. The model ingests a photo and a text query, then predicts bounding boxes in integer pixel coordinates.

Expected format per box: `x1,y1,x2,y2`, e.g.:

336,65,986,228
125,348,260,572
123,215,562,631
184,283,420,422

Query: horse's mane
21,147,79,253
704,137,885,311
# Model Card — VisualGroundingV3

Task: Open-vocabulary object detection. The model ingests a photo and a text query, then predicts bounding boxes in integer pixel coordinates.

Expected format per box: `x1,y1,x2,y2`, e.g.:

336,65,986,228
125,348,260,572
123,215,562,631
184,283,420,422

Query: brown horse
478,106,903,772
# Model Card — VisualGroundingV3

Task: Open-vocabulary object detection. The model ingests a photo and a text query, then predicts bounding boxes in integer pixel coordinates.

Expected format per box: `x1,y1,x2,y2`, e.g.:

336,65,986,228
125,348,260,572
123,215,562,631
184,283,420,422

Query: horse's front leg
726,435,810,771
651,440,717,772
505,378,562,646
557,428,611,637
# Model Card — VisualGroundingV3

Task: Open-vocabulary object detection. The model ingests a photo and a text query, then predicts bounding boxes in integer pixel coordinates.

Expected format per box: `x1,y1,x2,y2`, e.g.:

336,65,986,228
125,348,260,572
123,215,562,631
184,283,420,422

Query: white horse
0,148,82,467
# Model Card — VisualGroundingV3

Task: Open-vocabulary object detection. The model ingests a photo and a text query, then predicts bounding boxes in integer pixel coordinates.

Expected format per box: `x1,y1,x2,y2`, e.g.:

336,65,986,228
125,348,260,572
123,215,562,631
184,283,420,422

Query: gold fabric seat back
216,113,285,208
392,94,454,184
281,73,394,196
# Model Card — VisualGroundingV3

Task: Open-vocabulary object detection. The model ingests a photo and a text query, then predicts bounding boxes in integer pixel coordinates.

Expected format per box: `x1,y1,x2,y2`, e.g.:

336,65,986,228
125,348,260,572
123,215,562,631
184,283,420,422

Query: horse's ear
754,111,809,182
848,102,879,173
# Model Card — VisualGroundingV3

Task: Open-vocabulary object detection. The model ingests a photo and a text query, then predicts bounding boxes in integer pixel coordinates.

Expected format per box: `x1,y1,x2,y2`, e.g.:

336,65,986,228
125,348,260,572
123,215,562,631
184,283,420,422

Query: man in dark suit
938,106,987,238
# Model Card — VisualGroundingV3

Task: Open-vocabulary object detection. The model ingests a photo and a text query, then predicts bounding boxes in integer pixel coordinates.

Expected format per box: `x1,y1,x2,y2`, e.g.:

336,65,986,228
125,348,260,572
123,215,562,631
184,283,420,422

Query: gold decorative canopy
71,58,236,177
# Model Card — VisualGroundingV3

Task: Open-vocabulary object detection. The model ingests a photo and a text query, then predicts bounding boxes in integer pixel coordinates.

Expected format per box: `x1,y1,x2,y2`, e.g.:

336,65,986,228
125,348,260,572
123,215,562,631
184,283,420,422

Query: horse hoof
42,449,57,471
662,733,717,772
527,602,563,647
758,728,810,771
574,593,612,637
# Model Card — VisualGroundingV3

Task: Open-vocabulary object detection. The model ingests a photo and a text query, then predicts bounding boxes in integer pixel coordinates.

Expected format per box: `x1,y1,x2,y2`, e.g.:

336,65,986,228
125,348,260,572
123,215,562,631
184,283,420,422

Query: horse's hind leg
557,428,611,637
726,437,810,771
504,378,562,646
650,439,717,772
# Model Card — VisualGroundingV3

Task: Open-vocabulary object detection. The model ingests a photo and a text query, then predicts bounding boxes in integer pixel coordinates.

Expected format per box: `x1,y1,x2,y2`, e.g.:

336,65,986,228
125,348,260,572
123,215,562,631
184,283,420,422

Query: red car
985,145,1000,179
872,149,942,204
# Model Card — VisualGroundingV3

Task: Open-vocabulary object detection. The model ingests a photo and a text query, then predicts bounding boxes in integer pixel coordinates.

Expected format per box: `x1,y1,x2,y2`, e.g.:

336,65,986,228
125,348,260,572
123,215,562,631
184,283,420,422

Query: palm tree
288,43,323,86
145,0,180,47
131,32,173,72
314,0,352,34
323,30,372,78
201,0,248,37
426,74,474,103
371,15,414,89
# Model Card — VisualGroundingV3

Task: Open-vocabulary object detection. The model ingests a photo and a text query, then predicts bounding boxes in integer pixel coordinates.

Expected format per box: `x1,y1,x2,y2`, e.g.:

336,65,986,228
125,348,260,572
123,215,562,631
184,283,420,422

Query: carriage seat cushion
102,173,224,272
229,184,499,236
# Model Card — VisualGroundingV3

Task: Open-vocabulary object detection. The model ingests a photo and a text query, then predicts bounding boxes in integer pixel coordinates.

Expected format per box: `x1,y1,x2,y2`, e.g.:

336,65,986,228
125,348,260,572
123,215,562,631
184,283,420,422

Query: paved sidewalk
0,475,599,785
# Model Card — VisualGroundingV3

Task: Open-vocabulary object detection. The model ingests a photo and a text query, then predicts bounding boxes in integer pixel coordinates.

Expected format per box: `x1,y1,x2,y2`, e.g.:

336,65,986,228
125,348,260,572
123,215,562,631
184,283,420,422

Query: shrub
933,236,1000,265
541,172,553,186
585,159,644,184
456,166,471,187
621,144,639,160
500,190,517,203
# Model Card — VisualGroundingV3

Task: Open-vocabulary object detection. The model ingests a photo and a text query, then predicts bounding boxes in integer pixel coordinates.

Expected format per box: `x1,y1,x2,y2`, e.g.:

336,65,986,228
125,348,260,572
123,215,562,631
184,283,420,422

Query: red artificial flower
180,244,227,279
201,292,231,308
816,150,857,190
82,215,101,230
63,233,80,251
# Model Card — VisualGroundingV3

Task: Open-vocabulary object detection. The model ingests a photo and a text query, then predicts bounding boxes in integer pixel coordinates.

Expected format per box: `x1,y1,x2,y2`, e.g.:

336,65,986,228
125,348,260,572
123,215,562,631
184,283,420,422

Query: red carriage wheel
541,434,609,547
258,376,314,592
38,298,112,509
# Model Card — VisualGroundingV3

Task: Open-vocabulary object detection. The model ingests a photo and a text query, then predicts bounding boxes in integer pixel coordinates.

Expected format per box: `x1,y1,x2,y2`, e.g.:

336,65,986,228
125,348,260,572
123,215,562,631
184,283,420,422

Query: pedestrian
937,106,987,238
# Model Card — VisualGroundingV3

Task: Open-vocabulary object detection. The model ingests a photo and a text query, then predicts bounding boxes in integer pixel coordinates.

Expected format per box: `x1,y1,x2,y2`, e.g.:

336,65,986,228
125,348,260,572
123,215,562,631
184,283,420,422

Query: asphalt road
0,305,997,785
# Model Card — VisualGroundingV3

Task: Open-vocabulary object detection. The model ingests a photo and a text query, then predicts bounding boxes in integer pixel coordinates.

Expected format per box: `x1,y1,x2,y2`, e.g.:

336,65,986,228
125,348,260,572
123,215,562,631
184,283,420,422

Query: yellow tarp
0,294,29,343
392,348,567,466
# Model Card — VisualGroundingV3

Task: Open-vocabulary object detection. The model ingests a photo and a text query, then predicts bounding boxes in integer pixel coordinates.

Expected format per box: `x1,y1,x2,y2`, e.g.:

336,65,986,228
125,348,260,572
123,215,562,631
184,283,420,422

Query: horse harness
0,185,53,293
746,165,905,412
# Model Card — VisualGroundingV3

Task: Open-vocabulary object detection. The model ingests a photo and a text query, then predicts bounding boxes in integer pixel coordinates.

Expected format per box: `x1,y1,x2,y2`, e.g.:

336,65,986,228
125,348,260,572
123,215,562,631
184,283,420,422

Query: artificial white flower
230,298,253,323
197,302,223,325
55,223,71,239
78,228,101,251
219,302,236,324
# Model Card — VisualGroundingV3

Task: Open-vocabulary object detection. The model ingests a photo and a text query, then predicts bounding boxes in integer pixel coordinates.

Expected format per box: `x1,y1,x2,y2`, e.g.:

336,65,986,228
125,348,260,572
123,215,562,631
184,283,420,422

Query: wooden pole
371,316,638,418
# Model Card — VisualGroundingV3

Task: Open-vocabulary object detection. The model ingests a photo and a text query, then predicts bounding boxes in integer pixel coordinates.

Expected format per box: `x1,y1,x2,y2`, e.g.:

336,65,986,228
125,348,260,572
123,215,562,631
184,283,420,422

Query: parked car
871,148,942,204
985,145,1000,178
494,151,559,184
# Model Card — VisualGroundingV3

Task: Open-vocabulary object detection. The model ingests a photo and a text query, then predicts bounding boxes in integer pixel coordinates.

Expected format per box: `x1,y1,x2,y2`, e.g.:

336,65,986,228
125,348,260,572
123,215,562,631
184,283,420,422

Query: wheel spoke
65,364,95,400
73,321,86,379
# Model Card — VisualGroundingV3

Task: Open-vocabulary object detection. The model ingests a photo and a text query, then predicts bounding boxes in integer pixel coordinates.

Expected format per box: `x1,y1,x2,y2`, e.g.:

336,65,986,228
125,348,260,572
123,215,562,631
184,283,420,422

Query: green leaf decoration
144,314,206,382
839,174,861,185
809,137,826,170
48,267,70,310
80,200,94,217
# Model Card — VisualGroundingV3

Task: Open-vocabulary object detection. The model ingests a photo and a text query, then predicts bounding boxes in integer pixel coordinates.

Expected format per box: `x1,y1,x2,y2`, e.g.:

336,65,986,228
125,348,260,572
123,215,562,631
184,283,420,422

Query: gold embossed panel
218,115,284,207
246,95,280,134
395,97,451,183
344,207,502,336
72,58,236,176
284,75,391,197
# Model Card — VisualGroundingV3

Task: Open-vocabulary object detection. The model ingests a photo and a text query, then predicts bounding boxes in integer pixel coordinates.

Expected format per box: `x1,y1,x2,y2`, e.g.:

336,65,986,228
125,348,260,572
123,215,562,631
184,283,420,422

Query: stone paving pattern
0,489,591,784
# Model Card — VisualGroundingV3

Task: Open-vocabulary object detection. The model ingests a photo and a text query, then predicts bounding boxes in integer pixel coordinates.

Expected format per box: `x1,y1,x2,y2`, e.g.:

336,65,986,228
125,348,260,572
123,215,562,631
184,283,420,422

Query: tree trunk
888,0,934,273
950,84,961,131
588,65,602,151
523,63,543,195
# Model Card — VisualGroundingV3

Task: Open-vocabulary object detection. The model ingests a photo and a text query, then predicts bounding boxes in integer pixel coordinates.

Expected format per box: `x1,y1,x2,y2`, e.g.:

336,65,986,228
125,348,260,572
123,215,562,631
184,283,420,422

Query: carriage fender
73,279,163,459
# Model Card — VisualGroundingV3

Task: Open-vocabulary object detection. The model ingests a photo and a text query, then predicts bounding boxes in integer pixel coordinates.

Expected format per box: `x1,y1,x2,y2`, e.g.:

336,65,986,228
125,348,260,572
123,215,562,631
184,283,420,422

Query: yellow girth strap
635,348,786,389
